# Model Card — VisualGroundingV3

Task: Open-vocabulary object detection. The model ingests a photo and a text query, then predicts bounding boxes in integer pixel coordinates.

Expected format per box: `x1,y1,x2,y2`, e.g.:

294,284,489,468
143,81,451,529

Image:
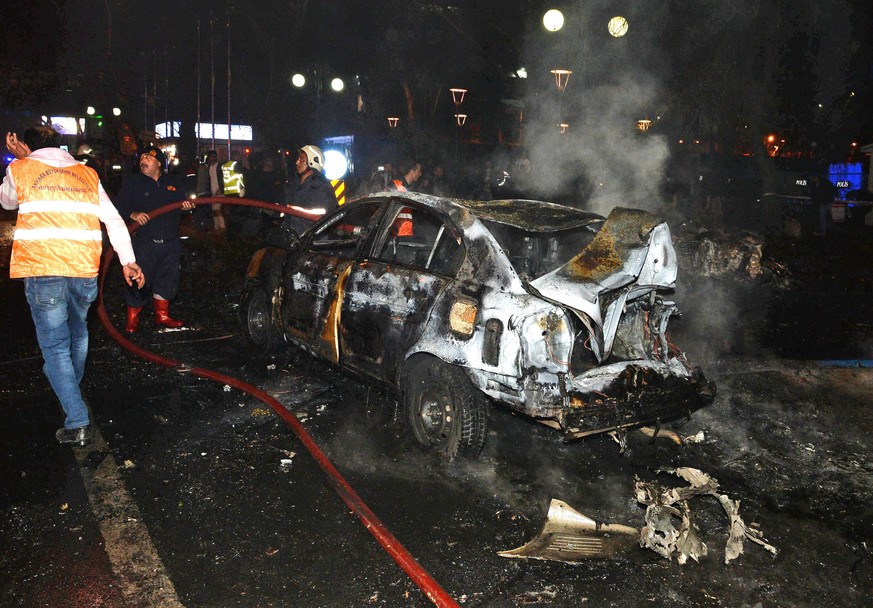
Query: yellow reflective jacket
221,160,245,195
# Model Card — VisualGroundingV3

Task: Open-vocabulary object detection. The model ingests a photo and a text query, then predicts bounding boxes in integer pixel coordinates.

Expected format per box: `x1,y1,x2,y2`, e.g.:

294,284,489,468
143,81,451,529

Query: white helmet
300,145,324,173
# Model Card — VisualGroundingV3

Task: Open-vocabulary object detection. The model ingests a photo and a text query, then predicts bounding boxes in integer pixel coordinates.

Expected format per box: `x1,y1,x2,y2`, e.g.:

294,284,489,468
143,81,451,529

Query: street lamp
543,9,564,32
450,88,467,107
112,107,122,117
290,68,346,138
550,69,572,93
455,114,468,126
86,106,96,116
559,123,569,134
637,119,652,131
607,16,629,38
387,116,399,128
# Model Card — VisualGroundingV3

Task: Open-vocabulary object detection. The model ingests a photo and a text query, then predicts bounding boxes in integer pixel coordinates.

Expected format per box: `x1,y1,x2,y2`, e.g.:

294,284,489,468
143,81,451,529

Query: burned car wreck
240,192,714,457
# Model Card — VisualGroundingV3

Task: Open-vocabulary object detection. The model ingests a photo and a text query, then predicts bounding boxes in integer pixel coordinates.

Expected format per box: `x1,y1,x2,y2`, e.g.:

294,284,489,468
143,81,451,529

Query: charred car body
241,192,714,457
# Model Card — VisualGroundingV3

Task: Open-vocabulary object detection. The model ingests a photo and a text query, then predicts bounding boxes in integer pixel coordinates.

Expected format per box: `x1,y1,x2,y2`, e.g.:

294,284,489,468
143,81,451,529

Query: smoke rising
518,1,673,216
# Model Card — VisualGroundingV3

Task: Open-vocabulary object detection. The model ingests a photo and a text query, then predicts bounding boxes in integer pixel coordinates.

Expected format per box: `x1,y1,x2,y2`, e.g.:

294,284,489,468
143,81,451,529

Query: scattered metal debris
499,467,776,566
689,231,764,279
497,499,638,562
635,467,778,564
684,430,706,444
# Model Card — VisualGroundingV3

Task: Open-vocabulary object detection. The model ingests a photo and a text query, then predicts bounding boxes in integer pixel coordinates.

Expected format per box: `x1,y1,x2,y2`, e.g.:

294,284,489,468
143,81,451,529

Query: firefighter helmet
300,145,324,173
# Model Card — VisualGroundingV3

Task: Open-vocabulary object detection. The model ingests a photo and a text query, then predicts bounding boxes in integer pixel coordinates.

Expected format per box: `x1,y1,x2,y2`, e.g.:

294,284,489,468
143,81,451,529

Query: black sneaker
56,426,92,447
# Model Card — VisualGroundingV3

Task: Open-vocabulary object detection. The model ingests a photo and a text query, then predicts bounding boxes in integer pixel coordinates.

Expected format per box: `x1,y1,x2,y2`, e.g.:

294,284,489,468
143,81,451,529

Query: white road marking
74,428,185,607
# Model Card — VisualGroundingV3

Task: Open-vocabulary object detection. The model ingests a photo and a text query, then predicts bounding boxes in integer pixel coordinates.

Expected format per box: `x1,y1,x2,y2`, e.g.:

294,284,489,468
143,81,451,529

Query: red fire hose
96,197,461,608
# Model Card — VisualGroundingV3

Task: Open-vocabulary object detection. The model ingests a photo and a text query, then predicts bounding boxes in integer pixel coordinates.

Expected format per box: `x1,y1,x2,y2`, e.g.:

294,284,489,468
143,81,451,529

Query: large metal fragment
498,499,638,562
635,467,778,564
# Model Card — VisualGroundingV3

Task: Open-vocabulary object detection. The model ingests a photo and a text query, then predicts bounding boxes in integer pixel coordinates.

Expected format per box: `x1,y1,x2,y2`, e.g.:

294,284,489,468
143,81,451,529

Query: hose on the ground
95,197,461,608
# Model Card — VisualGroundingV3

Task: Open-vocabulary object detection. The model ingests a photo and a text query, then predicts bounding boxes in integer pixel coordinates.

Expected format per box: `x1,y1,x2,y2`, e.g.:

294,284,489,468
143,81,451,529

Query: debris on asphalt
636,426,684,445
497,499,638,562
684,430,706,444
635,467,778,564
499,467,776,566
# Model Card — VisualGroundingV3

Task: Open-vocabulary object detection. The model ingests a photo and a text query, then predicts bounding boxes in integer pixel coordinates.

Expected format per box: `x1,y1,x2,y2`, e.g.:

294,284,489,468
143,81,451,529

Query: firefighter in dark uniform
281,145,338,234
115,146,195,332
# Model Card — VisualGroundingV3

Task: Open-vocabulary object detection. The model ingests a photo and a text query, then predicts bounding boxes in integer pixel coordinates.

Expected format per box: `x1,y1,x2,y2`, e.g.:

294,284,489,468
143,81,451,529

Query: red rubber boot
125,306,143,333
153,299,183,329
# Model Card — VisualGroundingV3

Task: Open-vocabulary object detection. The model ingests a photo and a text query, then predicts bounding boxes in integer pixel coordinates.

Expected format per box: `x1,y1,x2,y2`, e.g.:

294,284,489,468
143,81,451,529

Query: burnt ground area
1,214,872,607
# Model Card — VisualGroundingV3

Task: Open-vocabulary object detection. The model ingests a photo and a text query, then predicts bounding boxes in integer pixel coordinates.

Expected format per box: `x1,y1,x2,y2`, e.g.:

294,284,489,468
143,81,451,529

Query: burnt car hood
529,207,678,361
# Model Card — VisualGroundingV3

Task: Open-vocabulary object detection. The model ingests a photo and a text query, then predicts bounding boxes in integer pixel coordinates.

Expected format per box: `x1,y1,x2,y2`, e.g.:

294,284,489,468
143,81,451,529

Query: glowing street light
86,106,96,116
543,9,564,32
387,116,399,128
291,73,306,88
608,16,629,38
559,123,569,134
450,88,467,107
112,107,122,116
637,119,652,131
550,69,572,93
330,77,345,92
455,114,468,126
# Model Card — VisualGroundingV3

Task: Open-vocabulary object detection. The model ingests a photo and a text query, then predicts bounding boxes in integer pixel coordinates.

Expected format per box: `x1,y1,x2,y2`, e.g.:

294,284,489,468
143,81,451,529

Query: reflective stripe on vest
392,179,407,192
9,159,103,279
222,160,244,195
394,207,414,237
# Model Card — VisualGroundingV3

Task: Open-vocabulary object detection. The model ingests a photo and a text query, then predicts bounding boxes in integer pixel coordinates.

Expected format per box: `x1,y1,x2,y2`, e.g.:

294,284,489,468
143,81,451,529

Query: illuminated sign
195,123,253,141
155,122,182,138
49,117,84,135
828,162,862,200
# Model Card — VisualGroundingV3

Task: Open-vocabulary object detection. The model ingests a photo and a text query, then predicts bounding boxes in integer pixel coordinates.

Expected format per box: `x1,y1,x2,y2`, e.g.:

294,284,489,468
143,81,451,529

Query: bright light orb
323,149,348,180
608,16,629,37
291,73,306,88
543,9,564,32
86,106,96,116
330,77,344,92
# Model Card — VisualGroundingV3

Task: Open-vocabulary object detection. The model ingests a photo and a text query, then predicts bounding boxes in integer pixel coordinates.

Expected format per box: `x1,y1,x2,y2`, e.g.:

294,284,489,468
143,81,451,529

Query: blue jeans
24,277,98,430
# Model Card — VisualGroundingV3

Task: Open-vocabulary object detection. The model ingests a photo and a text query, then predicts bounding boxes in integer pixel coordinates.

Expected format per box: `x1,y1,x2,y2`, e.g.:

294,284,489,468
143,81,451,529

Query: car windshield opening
483,220,598,282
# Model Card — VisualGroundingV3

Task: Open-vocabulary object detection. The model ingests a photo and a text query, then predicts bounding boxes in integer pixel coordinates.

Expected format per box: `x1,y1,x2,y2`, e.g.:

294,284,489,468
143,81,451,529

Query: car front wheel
403,356,488,459
242,287,277,353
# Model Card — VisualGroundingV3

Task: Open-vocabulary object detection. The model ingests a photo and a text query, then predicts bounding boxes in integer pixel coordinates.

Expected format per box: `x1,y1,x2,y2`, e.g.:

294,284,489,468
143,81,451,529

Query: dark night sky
3,0,871,190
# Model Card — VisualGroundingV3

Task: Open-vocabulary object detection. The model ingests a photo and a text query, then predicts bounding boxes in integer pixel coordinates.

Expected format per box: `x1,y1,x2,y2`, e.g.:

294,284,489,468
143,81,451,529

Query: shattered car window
483,221,598,282
311,202,383,257
375,206,464,276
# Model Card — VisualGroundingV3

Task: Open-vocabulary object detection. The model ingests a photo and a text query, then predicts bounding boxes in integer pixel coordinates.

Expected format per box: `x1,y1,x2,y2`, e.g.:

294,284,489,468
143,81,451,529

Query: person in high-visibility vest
389,159,422,193
388,159,422,236
221,150,246,197
0,127,145,447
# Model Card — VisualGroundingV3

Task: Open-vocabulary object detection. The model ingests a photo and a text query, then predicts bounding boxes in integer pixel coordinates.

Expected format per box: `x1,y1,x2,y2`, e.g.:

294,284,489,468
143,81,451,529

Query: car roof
359,191,604,233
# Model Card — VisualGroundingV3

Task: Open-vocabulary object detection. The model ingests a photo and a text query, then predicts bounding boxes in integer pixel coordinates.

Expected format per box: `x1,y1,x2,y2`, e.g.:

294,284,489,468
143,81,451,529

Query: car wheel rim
247,296,268,344
418,386,453,443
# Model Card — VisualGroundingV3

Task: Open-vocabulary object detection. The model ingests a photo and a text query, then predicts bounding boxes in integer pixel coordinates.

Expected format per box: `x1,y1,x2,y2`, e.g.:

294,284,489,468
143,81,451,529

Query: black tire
241,287,277,353
403,356,488,459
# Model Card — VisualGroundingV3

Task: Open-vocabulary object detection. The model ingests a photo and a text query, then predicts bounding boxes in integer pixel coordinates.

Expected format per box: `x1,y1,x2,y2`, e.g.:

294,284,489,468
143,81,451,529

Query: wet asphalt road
1,214,872,607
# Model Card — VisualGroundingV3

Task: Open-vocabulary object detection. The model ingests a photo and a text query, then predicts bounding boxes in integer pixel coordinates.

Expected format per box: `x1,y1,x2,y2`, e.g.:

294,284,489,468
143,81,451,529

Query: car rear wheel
242,287,277,352
403,356,488,459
